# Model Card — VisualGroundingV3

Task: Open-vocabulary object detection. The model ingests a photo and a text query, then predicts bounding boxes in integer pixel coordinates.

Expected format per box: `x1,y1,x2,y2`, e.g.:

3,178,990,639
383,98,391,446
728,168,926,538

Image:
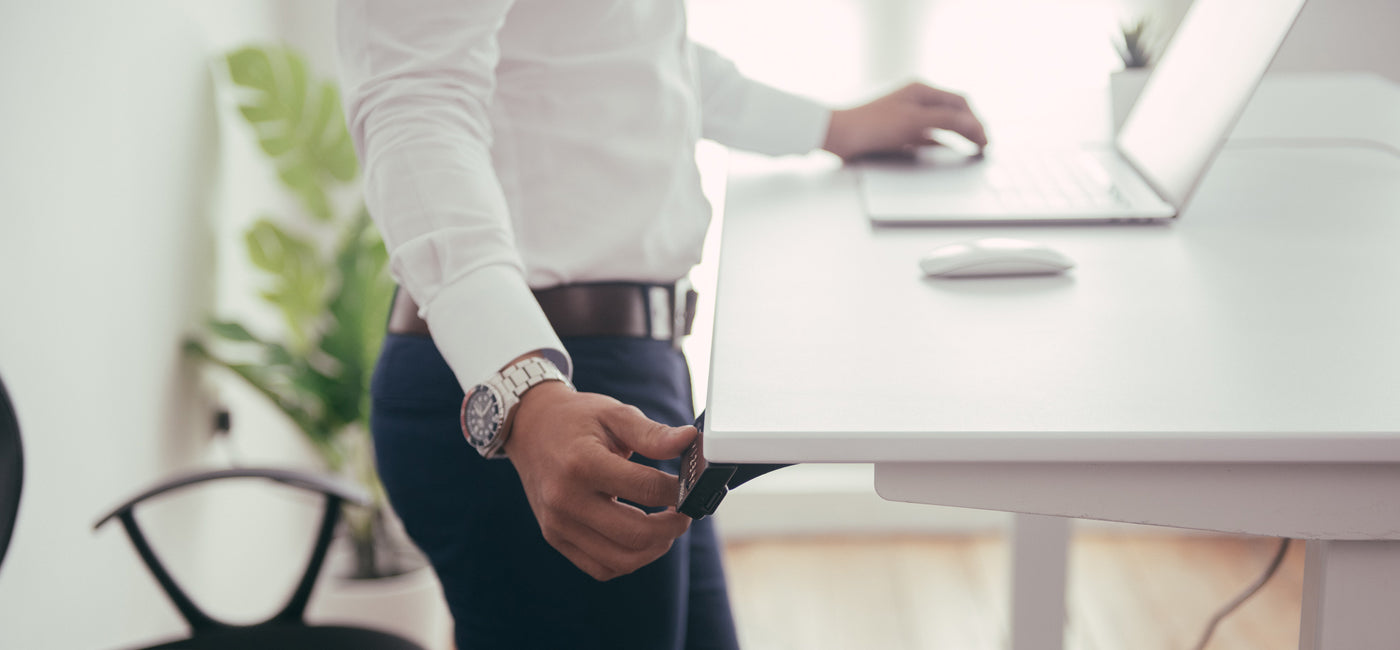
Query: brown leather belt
388,280,699,347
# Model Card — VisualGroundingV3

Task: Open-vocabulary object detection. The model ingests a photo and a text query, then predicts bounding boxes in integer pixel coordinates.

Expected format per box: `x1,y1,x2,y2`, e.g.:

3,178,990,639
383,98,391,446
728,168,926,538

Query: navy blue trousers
370,333,740,650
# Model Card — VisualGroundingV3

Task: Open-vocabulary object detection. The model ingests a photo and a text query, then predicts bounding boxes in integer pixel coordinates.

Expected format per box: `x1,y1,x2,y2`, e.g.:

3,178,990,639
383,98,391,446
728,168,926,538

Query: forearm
689,42,832,156
338,0,569,386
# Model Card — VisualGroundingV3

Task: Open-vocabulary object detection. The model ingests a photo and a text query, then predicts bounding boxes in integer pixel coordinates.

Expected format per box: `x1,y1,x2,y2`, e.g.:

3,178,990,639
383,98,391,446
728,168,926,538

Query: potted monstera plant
184,44,447,647
1110,17,1159,133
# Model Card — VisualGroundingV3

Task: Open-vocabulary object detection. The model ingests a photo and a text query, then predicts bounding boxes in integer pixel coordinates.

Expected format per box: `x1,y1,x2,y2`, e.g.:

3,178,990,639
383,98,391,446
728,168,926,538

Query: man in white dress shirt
337,1,987,647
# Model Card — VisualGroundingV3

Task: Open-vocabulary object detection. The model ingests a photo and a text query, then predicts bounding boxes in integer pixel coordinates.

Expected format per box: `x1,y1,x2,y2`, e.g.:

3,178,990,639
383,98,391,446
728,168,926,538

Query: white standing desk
703,75,1400,649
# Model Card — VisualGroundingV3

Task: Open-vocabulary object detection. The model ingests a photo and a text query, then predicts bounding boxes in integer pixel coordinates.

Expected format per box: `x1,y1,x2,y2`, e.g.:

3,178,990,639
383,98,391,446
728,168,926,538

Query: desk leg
1299,540,1400,650
1009,514,1070,650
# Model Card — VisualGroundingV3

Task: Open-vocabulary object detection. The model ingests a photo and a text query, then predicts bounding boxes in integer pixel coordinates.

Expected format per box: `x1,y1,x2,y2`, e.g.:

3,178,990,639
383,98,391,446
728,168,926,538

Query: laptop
858,0,1308,225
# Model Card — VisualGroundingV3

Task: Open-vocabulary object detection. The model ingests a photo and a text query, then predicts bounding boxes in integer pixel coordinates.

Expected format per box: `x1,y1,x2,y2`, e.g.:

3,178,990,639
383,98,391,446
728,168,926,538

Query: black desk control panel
677,412,790,519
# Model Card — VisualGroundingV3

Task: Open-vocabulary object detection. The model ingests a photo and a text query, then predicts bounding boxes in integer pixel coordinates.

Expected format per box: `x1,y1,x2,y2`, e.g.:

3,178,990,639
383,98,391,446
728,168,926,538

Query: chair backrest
0,371,23,570
93,468,371,633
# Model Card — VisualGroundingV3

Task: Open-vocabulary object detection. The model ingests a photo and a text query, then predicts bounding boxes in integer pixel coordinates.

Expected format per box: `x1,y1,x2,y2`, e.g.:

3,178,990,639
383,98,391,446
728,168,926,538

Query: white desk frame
703,75,1400,649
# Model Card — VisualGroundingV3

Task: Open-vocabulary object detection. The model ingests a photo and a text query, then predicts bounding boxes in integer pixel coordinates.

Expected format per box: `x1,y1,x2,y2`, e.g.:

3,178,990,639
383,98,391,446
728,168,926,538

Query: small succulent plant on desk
184,45,408,580
1109,17,1159,133
1115,17,1157,69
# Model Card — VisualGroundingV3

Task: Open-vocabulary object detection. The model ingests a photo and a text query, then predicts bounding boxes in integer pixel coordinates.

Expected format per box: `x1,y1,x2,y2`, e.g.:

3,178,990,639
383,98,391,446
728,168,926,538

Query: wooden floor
723,533,1305,650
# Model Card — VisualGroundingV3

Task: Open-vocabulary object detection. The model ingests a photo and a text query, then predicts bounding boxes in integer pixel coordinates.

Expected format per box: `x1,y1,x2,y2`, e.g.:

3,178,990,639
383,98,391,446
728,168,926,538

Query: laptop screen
1117,0,1307,208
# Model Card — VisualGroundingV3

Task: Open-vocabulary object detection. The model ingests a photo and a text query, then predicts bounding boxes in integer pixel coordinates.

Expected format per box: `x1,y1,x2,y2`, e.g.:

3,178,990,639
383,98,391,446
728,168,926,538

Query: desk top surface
704,78,1400,464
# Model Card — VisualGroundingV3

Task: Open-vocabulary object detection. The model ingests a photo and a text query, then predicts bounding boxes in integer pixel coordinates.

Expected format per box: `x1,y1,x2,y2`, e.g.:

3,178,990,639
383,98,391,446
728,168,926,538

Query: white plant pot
306,547,452,650
1110,67,1153,135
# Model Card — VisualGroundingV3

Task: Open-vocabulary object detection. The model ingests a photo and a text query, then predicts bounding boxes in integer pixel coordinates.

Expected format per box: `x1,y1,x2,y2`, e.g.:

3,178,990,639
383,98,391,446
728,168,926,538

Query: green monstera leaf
320,207,394,431
187,44,408,579
226,46,358,221
244,217,328,354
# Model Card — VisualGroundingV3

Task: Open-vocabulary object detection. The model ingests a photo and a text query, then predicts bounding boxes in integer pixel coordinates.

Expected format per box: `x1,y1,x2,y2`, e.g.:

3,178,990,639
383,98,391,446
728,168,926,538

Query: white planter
306,548,452,650
1110,67,1153,135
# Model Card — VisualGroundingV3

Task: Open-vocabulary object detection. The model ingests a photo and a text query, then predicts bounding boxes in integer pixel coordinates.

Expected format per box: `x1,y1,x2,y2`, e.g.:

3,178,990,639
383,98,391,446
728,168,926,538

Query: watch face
462,385,503,447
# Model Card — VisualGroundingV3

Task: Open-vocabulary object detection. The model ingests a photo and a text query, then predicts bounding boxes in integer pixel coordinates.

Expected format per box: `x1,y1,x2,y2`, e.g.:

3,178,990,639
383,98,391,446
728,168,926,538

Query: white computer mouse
919,238,1074,278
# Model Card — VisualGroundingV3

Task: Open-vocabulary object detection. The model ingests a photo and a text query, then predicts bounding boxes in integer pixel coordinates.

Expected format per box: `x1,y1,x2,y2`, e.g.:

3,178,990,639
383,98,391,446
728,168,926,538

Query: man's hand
504,381,696,581
823,82,989,161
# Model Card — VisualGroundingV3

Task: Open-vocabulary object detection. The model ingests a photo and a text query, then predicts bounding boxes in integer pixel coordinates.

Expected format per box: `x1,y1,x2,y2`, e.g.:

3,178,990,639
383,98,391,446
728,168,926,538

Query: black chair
0,372,23,572
93,467,425,650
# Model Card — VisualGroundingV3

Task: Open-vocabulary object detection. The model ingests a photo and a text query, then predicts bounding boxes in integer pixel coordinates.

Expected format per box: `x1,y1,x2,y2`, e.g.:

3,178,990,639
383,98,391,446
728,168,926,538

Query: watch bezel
461,382,506,452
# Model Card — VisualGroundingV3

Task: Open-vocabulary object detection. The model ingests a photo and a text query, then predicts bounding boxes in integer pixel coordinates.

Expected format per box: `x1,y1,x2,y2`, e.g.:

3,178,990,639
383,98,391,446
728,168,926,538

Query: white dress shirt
337,0,830,390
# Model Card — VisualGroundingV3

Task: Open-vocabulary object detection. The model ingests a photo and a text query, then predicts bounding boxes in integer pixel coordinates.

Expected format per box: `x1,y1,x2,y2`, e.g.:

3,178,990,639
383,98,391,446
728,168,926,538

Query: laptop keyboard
984,153,1131,210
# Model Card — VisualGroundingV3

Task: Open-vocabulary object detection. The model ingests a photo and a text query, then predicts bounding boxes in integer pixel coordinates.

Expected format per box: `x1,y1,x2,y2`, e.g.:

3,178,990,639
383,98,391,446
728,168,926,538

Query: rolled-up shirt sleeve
689,42,832,156
337,0,570,387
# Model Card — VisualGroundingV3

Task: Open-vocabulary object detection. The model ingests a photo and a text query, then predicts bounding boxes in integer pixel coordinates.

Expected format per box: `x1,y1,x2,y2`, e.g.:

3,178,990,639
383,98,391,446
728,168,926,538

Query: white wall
1277,0,1400,82
1137,0,1400,82
0,3,218,646
0,2,350,648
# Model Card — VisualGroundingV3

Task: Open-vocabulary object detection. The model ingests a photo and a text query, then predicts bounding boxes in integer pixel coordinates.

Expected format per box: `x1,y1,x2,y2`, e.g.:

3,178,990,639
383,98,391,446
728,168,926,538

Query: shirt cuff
422,264,572,390
727,85,832,156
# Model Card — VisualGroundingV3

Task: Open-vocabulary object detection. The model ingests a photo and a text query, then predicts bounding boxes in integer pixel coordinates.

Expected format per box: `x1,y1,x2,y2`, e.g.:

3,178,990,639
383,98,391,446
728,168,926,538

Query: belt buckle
646,285,672,344
646,279,694,349
672,278,694,350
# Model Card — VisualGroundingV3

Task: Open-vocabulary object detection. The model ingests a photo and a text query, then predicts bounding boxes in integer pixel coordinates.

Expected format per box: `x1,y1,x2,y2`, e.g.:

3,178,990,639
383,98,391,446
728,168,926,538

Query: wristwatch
460,356,571,458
